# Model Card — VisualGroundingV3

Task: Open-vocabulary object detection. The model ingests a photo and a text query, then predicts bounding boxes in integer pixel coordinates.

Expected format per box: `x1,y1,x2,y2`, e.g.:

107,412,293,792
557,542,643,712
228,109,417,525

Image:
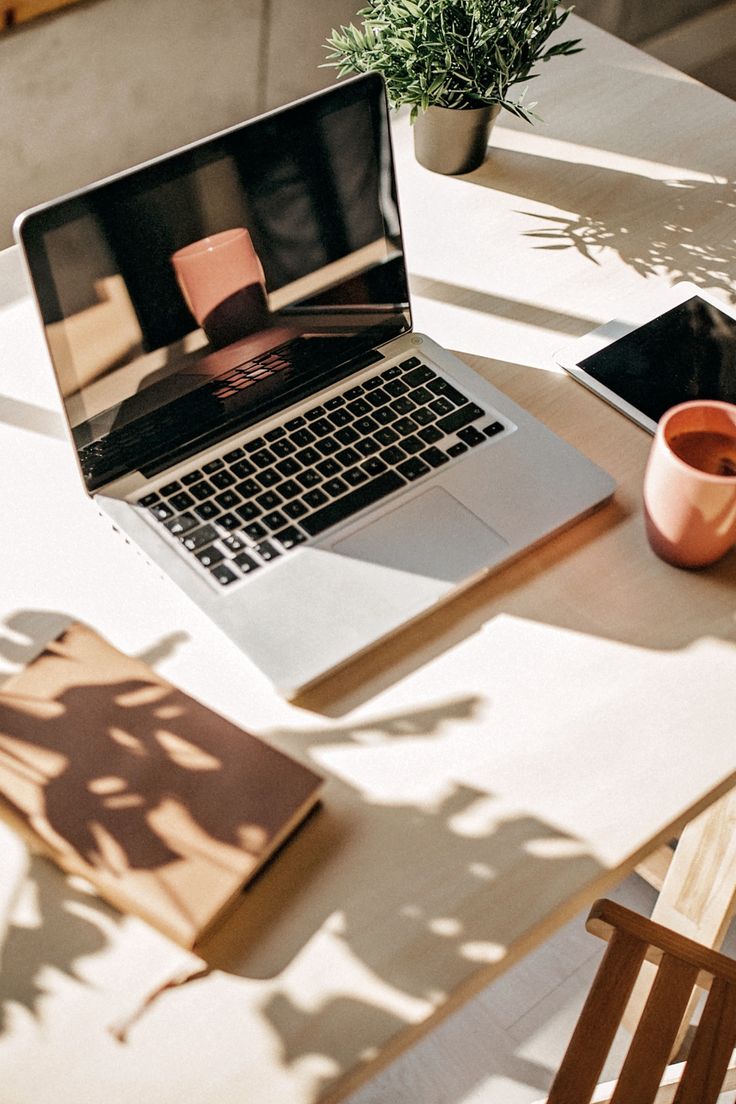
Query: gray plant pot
413,103,501,175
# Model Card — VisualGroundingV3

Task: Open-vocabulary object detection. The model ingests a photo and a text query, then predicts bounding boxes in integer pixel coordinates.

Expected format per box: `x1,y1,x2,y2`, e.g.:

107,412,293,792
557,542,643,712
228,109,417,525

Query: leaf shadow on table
199,703,608,1101
0,610,191,1034
469,147,736,301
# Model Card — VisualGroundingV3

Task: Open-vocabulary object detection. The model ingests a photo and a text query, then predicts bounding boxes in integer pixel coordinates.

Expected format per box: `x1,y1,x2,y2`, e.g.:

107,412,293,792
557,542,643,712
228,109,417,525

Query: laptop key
373,406,398,425
422,446,450,467
304,488,328,508
223,447,245,462
317,457,341,478
181,470,202,486
484,421,505,437
215,490,240,510
233,551,260,574
437,402,486,435
263,510,287,530
403,364,434,387
211,470,235,489
295,446,321,466
355,437,380,457
217,512,241,531
264,426,286,441
291,428,315,447
256,468,281,488
458,426,486,447
284,500,308,520
236,502,261,522
398,457,431,481
381,365,401,380
402,435,425,455
202,459,225,474
447,442,468,457
255,540,280,562
160,480,181,496
323,477,348,498
244,522,267,541
236,478,260,498
271,439,296,458
256,490,282,511
335,425,360,445
362,456,387,476
419,425,443,444
251,448,276,468
223,534,247,553
165,512,198,535
427,379,469,406
399,356,421,371
301,470,406,537
189,480,215,501
196,545,225,568
231,458,255,478
285,415,306,431
138,492,159,507
344,465,368,486
413,407,436,426
274,525,307,550
210,563,239,586
182,524,218,550
170,492,195,511
316,436,340,456
278,479,302,500
150,502,174,521
296,469,321,489
380,445,407,466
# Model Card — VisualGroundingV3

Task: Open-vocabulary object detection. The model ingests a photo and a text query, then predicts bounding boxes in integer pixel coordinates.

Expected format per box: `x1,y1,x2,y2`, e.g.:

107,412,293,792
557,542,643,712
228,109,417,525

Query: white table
1,17,736,1104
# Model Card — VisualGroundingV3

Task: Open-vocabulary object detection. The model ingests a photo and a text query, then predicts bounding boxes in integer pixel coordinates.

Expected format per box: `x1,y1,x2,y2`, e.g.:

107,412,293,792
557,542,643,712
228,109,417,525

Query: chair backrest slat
546,929,646,1104
674,976,736,1104
609,954,697,1104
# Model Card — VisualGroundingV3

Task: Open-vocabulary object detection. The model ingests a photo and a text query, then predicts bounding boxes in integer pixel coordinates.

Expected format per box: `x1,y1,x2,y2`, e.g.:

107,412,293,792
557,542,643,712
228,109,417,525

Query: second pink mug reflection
171,228,269,349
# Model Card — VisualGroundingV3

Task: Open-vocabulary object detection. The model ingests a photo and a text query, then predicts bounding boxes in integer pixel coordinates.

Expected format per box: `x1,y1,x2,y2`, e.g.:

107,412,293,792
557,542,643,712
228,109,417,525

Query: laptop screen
18,73,410,492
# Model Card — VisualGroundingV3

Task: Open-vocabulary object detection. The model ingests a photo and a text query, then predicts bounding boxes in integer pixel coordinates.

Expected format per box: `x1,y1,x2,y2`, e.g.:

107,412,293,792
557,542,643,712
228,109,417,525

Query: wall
573,0,726,43
0,0,360,248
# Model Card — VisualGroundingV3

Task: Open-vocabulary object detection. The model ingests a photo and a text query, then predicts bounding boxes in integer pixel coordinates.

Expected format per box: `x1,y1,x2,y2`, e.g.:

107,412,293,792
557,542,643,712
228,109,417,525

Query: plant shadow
470,146,736,300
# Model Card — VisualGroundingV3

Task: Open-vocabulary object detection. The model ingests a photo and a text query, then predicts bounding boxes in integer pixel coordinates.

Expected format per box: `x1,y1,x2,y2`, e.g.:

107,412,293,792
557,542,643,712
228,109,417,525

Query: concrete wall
0,0,360,247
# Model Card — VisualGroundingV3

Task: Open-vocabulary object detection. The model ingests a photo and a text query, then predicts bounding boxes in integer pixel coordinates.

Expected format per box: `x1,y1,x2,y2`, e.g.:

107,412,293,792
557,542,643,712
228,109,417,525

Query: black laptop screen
19,74,410,491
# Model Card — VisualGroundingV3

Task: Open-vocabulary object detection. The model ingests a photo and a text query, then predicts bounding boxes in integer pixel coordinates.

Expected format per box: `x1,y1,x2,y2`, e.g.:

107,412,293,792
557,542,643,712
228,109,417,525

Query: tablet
555,282,736,433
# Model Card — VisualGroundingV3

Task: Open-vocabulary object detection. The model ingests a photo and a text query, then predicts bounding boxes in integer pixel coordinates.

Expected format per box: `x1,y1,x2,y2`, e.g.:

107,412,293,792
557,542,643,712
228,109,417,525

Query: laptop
15,73,615,698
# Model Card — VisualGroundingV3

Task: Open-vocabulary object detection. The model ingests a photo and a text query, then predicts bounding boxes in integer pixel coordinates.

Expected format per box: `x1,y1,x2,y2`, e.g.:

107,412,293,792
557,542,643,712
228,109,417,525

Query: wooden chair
539,898,736,1104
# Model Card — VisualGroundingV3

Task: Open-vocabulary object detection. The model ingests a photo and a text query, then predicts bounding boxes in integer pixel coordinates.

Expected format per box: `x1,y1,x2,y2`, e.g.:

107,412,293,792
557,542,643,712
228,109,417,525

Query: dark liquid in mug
669,430,736,476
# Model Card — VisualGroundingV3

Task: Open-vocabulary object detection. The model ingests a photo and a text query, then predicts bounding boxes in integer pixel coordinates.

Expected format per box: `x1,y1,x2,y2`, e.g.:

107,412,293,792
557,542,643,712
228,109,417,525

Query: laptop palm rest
329,486,509,583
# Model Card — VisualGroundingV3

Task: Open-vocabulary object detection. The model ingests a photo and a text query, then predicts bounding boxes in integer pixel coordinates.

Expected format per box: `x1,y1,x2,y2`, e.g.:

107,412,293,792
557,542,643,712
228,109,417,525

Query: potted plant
324,0,581,175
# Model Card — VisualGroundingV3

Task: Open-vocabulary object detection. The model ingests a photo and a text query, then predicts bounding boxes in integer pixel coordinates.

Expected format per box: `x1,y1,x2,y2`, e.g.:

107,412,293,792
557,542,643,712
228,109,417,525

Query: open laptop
15,73,615,698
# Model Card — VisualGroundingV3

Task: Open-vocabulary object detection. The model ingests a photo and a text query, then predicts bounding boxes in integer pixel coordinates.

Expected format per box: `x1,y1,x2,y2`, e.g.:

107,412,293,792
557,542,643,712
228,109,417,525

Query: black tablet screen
579,296,736,423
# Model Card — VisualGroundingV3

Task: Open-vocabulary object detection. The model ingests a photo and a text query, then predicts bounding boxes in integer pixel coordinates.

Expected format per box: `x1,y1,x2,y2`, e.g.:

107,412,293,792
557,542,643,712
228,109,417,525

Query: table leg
625,786,736,1053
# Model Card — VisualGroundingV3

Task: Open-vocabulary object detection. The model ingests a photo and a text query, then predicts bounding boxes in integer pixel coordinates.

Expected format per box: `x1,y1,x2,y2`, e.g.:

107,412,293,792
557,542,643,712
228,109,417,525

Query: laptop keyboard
137,356,507,587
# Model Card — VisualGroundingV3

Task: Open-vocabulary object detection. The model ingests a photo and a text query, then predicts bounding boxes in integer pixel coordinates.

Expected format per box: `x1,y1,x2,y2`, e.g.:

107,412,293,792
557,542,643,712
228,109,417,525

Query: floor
346,12,736,1102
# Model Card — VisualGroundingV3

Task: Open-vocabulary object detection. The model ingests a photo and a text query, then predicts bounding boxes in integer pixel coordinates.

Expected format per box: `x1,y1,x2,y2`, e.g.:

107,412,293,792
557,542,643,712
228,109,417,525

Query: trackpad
330,487,509,583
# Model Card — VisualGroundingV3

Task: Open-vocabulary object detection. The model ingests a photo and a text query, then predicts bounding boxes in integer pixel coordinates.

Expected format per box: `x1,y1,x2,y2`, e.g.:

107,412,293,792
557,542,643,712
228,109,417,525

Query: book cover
0,623,323,948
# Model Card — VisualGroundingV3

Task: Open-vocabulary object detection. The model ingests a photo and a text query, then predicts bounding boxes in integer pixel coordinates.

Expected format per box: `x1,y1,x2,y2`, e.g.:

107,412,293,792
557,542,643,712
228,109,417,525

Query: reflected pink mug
171,227,268,349
643,399,736,568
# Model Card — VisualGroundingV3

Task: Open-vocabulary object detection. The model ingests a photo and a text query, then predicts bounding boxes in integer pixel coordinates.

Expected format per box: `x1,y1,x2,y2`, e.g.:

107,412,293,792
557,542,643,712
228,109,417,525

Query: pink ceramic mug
643,399,736,568
171,227,268,349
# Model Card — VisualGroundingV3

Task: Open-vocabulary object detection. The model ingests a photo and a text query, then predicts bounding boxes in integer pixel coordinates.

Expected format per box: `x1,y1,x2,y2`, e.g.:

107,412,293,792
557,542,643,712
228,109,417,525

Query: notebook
15,73,615,697
0,623,323,948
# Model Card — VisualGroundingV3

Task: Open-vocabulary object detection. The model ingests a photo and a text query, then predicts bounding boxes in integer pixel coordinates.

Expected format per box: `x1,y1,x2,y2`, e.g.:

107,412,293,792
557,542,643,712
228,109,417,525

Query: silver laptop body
15,74,615,698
